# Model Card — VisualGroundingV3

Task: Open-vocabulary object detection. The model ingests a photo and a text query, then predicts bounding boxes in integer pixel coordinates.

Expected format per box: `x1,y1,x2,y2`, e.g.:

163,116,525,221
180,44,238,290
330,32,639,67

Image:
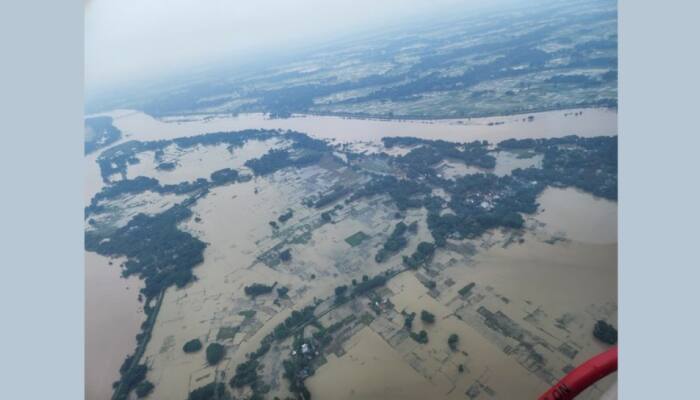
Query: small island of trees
278,209,294,223
277,286,290,298
188,382,226,400
135,381,154,398
448,333,459,351
421,310,436,324
334,285,348,304
410,330,429,344
280,249,292,262
404,311,416,330
209,168,239,184
244,282,277,298
375,221,410,263
403,242,436,269
183,338,202,353
205,343,225,365
593,320,618,345
156,161,176,171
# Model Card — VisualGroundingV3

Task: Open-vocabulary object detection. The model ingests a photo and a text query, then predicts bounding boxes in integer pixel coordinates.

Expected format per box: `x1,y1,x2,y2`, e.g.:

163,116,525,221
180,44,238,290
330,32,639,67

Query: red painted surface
538,346,617,400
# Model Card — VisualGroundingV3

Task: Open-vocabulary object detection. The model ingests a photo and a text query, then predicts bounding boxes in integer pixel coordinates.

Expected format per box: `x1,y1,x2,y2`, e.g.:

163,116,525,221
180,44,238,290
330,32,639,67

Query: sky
85,0,511,95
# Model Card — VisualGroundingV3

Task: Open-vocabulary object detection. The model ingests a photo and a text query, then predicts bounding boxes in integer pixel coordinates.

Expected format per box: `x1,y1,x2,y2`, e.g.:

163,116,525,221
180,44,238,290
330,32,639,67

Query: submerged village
84,114,617,400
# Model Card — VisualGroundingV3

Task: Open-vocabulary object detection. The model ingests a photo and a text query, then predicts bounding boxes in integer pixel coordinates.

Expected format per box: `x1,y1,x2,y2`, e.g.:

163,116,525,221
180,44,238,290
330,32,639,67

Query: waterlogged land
84,110,617,400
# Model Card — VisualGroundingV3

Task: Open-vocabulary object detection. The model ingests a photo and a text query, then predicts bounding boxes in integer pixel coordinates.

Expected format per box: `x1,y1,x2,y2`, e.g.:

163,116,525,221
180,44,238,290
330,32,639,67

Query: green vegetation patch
238,310,256,319
448,334,460,351
459,282,476,297
244,282,277,298
206,343,225,365
410,330,429,344
375,221,411,263
345,231,370,247
182,338,202,353
404,312,416,330
352,274,387,296
403,241,436,268
230,359,260,388
216,326,240,341
135,381,154,398
188,382,226,400
278,209,294,223
289,230,313,245
359,312,376,325
421,310,436,324
593,320,618,345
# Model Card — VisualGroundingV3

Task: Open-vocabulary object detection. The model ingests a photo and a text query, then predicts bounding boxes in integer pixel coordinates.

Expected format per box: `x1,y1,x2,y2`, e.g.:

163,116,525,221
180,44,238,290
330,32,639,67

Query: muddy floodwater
85,252,145,400
307,327,441,400
536,187,617,244
92,107,616,144
307,190,617,400
84,107,617,400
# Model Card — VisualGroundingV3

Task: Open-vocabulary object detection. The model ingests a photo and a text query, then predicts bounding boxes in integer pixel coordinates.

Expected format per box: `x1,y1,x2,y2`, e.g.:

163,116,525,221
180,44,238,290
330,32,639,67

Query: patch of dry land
85,109,617,400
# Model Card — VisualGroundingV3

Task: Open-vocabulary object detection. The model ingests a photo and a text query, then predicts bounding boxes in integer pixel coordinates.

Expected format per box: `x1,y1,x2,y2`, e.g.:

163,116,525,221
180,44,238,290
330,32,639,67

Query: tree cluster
314,186,351,209
135,381,154,398
244,283,277,298
351,274,387,296
421,310,436,324
206,343,225,365
410,330,429,344
448,333,459,351
182,338,202,353
188,382,226,400
85,202,207,299
375,221,411,263
210,168,240,184
351,175,430,210
403,242,436,269
593,320,618,345
404,312,416,330
278,209,294,223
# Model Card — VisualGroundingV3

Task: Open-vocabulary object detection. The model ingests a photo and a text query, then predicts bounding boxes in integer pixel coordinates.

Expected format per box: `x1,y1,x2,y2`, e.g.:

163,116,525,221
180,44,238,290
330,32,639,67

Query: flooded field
86,190,186,232
307,200,617,399
125,139,283,185
84,107,617,400
137,161,429,399
536,187,618,244
306,327,440,400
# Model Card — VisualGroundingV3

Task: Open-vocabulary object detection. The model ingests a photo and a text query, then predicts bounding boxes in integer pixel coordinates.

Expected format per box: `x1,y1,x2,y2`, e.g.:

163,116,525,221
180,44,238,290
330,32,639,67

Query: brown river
85,252,144,400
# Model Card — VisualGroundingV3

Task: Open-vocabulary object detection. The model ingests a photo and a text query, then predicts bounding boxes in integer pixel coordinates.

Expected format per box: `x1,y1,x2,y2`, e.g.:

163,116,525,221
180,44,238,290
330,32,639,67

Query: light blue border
0,0,84,398
619,0,700,398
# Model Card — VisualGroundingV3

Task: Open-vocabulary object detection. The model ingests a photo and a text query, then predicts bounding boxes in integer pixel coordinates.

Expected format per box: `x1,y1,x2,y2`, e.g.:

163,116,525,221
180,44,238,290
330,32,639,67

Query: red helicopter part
538,346,617,400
